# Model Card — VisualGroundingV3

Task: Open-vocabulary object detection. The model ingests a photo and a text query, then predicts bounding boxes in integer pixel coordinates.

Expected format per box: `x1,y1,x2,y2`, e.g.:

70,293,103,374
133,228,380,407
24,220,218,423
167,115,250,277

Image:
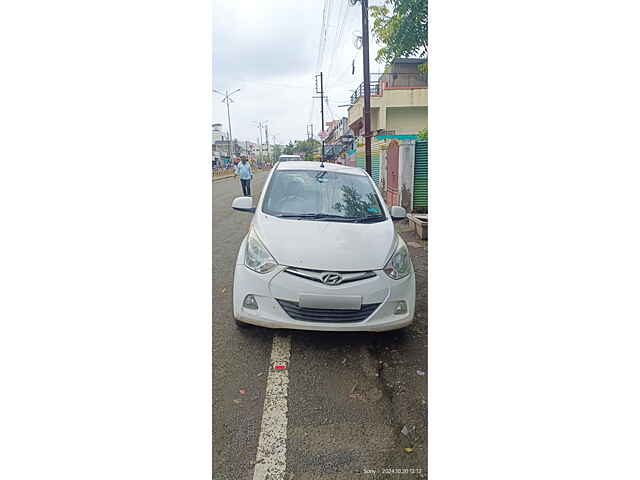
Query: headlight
383,236,411,280
245,229,278,274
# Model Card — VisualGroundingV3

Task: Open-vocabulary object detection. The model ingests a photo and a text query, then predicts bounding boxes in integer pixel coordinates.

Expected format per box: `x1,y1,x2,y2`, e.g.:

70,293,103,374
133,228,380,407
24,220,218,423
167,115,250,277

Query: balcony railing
350,81,381,105
350,72,427,105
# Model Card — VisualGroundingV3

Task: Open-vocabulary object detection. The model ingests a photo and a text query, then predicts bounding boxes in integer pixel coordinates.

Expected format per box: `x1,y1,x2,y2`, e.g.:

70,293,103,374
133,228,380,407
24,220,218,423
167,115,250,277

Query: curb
212,168,271,182
212,174,236,182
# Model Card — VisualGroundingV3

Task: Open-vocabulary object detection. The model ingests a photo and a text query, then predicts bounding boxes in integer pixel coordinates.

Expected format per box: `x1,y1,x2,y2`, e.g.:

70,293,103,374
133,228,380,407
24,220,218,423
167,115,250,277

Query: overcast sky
213,0,386,145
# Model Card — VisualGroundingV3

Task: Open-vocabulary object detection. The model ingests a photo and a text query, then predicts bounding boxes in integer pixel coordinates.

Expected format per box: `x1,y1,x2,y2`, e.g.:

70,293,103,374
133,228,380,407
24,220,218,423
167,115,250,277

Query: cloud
213,0,386,143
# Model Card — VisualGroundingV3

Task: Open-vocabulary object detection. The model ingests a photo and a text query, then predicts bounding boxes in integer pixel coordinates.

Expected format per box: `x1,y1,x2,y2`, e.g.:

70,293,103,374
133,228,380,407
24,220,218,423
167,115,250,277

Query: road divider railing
212,166,272,180
212,167,235,178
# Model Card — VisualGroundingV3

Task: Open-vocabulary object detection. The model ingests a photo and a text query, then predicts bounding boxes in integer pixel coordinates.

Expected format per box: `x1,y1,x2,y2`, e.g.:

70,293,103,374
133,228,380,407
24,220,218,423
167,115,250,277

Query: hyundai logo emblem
321,273,344,285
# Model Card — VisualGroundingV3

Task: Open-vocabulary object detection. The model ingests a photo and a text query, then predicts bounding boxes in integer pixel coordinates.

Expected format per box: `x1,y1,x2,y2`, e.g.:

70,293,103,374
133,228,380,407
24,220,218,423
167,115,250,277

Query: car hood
252,213,396,271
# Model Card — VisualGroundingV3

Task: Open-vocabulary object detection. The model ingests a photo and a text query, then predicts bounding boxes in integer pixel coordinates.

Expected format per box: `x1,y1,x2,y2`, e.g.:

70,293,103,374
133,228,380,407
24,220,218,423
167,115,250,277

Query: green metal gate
413,140,428,212
371,140,381,185
355,143,381,185
356,148,364,169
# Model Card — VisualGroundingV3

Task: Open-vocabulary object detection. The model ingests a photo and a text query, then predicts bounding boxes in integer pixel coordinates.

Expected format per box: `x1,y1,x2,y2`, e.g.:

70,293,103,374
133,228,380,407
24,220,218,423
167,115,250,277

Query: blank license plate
299,294,362,310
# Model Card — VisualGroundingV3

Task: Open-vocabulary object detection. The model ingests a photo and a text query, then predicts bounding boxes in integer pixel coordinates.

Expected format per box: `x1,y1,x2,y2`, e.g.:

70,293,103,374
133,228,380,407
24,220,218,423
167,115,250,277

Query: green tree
283,141,295,155
334,186,380,218
281,139,321,160
294,139,320,161
370,0,427,72
271,144,283,162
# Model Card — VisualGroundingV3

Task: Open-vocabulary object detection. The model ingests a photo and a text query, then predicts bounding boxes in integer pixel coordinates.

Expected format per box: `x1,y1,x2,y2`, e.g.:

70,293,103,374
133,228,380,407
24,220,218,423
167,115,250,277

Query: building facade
212,123,224,143
346,58,428,212
348,58,427,137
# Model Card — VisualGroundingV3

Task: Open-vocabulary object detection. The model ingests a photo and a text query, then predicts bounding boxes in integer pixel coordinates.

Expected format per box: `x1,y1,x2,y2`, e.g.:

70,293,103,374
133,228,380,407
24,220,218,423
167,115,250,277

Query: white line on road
252,334,291,480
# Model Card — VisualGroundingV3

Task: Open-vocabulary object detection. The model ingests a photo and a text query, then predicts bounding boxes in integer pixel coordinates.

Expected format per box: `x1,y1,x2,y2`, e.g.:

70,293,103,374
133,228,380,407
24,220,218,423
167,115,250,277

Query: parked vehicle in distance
278,154,303,162
231,161,415,332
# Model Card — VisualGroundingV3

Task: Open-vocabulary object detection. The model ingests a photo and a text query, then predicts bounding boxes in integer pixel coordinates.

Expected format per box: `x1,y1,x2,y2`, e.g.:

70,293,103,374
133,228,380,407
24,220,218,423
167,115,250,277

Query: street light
269,133,280,164
213,88,241,159
252,120,268,164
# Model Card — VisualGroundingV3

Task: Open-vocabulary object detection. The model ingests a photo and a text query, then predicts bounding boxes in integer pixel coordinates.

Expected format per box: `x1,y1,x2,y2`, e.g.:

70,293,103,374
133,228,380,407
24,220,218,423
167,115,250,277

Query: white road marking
252,334,291,480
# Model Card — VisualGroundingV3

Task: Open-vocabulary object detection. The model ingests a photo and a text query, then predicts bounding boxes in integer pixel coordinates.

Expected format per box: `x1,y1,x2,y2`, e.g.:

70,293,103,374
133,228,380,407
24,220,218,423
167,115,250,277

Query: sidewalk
212,172,235,182
212,167,271,182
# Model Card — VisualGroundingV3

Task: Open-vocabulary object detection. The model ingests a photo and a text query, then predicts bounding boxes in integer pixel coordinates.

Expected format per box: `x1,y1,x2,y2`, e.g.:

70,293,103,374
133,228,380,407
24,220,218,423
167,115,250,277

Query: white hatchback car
231,161,415,332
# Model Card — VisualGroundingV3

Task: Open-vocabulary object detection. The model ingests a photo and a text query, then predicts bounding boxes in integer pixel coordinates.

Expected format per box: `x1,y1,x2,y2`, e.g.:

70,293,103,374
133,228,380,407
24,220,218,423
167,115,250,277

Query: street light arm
213,89,225,96
229,88,241,96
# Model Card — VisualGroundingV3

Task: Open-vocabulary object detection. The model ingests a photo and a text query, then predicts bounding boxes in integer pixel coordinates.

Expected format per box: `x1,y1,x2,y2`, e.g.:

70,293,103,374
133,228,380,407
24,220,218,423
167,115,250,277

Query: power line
325,97,337,121
315,0,329,72
321,0,334,72
324,3,361,113
307,78,316,125
326,0,351,82
326,50,362,96
322,0,338,67
236,79,308,89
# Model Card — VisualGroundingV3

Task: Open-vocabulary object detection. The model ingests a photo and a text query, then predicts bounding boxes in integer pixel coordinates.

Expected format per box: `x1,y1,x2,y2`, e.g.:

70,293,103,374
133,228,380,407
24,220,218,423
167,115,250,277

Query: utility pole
213,88,240,160
320,72,325,164
360,0,372,175
271,134,277,163
314,73,325,164
349,0,372,174
253,120,269,161
265,123,270,165
257,124,263,163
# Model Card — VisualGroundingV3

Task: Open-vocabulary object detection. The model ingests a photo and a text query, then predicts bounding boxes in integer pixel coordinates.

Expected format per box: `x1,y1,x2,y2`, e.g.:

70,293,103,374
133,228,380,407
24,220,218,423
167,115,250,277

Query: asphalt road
213,170,427,479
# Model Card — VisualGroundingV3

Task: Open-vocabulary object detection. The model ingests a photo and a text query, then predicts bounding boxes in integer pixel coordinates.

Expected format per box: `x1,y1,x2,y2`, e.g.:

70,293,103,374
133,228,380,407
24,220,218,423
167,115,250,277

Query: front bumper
232,263,415,332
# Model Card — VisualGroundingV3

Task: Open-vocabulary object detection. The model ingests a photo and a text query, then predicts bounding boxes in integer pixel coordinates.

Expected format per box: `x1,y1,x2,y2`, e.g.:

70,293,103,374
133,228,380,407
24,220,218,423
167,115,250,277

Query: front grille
284,267,377,285
277,299,380,323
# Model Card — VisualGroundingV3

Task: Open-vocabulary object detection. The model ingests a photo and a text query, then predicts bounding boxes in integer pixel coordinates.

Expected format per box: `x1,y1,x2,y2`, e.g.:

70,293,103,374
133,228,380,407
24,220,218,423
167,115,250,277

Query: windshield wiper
276,213,355,222
276,213,321,218
350,215,387,223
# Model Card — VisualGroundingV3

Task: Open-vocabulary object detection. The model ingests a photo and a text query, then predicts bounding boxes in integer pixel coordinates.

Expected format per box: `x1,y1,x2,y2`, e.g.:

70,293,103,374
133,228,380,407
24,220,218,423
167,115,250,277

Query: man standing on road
234,156,253,196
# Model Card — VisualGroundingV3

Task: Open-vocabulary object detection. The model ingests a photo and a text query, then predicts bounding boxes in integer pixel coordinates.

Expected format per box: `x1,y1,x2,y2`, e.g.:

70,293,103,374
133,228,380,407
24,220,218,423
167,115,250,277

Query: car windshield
262,170,386,221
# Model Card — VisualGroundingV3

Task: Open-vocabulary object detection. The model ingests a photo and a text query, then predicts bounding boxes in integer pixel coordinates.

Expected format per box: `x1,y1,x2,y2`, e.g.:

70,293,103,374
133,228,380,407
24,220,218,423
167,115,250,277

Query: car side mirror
232,196,255,213
390,206,407,220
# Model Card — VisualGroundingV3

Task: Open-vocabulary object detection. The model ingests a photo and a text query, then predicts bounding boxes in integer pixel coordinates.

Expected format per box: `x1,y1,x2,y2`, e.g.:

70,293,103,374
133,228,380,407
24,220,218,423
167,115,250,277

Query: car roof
274,161,367,176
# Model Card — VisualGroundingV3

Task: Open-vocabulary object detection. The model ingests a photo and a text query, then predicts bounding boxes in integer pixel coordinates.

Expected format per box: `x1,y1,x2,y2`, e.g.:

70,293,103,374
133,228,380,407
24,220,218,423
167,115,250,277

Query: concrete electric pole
349,0,372,175
314,73,325,164
254,120,268,163
265,123,270,165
